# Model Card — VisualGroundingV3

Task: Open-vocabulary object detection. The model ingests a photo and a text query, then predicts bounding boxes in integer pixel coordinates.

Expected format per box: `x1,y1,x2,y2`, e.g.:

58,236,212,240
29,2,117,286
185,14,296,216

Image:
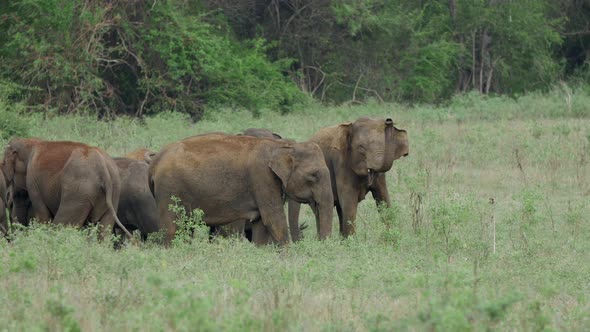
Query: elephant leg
157,200,177,246
370,173,391,208
52,197,91,228
252,182,289,245
94,209,118,241
9,192,27,225
251,220,272,245
0,202,7,236
288,200,302,242
336,193,359,237
336,203,344,231
26,189,52,224
260,208,289,245
244,222,253,241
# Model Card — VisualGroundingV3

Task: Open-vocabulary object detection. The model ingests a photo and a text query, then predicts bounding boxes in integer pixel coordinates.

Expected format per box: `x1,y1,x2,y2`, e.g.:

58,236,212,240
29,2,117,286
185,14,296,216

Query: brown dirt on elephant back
35,141,99,172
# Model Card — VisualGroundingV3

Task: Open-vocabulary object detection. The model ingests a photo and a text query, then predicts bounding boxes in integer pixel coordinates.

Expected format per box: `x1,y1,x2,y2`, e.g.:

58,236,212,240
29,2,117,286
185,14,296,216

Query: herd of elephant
0,117,409,246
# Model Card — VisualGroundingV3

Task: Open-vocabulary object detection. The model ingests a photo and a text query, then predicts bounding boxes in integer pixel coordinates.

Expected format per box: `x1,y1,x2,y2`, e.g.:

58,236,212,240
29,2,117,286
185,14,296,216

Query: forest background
0,0,589,121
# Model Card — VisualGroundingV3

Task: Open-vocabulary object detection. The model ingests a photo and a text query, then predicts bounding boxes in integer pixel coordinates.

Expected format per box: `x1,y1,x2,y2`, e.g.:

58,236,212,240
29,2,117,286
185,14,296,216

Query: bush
0,0,304,118
0,80,29,140
168,196,208,246
0,109,29,140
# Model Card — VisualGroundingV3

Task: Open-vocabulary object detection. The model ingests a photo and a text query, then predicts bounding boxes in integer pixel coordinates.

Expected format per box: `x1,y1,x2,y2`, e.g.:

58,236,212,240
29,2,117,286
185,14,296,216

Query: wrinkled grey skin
212,128,284,240
113,157,159,240
211,128,306,242
289,118,409,238
149,134,334,246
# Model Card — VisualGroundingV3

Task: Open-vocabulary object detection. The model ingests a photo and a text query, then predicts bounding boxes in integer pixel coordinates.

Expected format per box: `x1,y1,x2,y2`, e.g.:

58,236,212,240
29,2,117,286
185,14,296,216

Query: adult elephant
1,138,133,239
290,118,409,238
210,128,303,241
113,157,159,241
149,134,333,245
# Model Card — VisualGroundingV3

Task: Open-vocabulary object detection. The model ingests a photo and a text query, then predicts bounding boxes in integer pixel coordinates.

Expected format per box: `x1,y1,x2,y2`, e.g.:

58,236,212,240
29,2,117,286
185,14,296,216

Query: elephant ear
330,123,352,150
269,147,294,189
144,151,156,164
1,144,18,182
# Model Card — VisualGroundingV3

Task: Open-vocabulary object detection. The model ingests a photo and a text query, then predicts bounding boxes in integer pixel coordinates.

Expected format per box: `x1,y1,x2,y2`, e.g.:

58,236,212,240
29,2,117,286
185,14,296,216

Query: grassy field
1,91,589,331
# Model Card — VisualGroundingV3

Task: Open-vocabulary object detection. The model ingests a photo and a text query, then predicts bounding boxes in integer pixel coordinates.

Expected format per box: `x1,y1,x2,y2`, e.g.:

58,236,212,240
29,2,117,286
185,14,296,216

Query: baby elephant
113,156,159,241
149,134,334,245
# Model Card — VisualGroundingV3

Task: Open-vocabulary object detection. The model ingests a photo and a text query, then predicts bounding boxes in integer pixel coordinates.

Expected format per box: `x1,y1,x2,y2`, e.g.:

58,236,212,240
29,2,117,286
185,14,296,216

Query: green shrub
377,202,403,248
168,196,208,246
0,80,29,140
0,109,29,140
429,193,475,263
0,0,304,117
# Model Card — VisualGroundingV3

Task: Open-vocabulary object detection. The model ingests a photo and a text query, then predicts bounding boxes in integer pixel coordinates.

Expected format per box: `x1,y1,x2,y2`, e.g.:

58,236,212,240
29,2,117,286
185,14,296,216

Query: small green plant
45,290,81,332
168,196,208,246
565,199,587,237
430,193,474,263
507,186,545,252
477,293,521,328
0,108,29,140
519,187,544,226
377,202,402,248
531,123,543,139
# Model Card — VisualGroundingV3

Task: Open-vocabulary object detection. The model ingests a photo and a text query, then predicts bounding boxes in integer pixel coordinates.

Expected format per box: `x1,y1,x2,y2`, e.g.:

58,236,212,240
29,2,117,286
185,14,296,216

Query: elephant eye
306,171,320,183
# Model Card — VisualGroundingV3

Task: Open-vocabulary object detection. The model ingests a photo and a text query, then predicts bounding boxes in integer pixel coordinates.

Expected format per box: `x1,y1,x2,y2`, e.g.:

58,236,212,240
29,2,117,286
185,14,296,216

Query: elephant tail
98,154,134,239
108,201,134,239
148,168,155,199
147,151,160,199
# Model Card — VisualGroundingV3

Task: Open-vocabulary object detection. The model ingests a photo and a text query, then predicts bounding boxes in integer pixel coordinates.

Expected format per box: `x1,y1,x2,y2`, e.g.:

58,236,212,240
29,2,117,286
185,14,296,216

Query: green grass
1,91,590,331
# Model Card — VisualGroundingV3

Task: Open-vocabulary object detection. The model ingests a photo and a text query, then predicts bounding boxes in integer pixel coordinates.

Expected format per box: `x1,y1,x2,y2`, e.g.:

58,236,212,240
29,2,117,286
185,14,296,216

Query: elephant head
346,118,409,177
269,142,334,239
2,138,40,225
2,138,39,186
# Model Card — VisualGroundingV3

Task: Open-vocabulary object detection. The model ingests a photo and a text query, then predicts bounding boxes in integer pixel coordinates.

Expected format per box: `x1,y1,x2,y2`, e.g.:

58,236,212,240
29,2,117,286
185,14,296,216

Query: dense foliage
0,0,589,117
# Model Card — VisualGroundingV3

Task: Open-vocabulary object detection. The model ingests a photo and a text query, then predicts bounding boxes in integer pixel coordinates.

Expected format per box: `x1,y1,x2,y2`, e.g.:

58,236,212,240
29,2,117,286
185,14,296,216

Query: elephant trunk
374,118,396,173
313,186,334,240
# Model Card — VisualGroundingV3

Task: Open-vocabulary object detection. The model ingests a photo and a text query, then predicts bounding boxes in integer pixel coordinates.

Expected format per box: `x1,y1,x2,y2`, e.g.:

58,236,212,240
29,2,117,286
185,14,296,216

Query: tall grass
1,91,589,330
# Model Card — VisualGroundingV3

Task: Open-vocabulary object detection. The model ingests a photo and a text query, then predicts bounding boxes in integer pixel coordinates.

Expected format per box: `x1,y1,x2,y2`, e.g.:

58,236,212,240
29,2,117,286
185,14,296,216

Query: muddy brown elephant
1,138,133,239
113,157,159,241
290,118,409,238
210,128,292,240
148,134,334,245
